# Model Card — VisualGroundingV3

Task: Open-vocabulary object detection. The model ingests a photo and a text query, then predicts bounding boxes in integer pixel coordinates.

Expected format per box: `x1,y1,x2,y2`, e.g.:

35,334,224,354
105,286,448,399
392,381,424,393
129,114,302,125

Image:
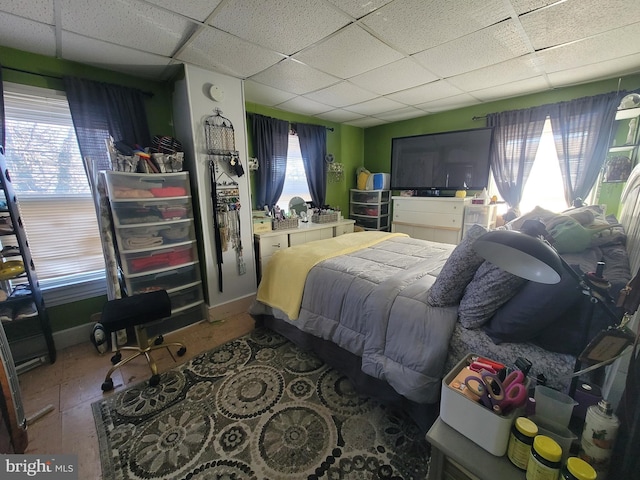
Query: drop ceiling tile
0,13,55,57
325,0,394,19
209,0,350,55
275,96,334,116
59,0,191,56
61,32,173,79
304,81,378,108
414,94,480,113
244,80,297,106
362,0,510,54
469,76,549,102
348,58,439,95
510,0,558,15
547,53,640,88
536,23,640,74
176,27,285,78
413,20,530,78
0,0,54,23
343,97,407,116
520,0,640,50
143,0,221,22
315,109,366,123
293,25,403,79
248,59,340,95
447,55,544,92
374,106,426,121
345,117,388,128
386,81,464,105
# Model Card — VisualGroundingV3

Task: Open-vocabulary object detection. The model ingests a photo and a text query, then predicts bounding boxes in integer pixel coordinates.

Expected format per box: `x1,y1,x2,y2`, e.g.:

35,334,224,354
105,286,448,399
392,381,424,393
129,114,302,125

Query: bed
249,170,639,431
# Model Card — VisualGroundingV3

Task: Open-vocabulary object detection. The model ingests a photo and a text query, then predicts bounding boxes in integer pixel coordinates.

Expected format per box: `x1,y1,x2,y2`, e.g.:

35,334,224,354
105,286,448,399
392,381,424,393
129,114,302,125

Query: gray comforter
250,236,458,403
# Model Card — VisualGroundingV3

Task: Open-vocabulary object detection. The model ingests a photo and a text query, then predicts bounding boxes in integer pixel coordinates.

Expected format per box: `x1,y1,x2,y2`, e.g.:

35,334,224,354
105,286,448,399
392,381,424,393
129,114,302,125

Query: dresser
349,189,390,231
254,219,355,283
391,196,471,244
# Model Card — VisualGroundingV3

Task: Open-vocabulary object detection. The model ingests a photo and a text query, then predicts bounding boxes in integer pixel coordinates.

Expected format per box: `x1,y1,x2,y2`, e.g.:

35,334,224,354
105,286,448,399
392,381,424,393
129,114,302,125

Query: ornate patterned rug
92,327,431,480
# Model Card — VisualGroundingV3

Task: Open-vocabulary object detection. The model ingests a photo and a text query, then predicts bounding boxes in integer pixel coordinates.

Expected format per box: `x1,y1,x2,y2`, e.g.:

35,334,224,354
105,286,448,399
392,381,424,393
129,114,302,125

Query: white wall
173,64,257,307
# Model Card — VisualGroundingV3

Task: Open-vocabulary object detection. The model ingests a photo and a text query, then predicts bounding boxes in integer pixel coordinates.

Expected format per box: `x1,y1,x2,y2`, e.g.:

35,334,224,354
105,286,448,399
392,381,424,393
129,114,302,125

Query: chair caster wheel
177,346,187,356
154,335,164,346
149,374,160,387
101,379,114,392
111,352,122,364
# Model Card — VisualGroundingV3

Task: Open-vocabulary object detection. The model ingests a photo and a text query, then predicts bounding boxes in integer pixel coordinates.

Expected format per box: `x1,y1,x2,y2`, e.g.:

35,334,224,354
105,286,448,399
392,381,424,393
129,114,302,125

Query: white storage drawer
125,264,201,295
258,234,289,257
394,210,463,228
111,197,192,226
121,243,196,275
169,284,204,311
393,198,466,216
116,220,194,251
105,171,189,199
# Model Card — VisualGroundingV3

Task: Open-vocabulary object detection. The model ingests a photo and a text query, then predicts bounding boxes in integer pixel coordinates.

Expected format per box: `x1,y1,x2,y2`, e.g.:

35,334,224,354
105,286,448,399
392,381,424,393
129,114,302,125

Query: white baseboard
53,322,95,351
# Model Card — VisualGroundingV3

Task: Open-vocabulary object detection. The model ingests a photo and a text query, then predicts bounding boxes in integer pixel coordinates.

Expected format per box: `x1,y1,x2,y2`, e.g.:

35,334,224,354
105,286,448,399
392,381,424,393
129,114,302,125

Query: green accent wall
245,103,364,214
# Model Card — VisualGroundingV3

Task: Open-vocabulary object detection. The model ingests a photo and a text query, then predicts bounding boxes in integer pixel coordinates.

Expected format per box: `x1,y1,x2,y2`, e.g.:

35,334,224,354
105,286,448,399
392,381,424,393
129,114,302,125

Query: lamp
472,220,635,395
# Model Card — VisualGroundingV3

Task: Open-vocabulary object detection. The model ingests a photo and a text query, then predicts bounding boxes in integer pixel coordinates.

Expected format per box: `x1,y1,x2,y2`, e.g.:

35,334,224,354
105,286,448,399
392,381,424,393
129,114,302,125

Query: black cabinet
0,152,56,368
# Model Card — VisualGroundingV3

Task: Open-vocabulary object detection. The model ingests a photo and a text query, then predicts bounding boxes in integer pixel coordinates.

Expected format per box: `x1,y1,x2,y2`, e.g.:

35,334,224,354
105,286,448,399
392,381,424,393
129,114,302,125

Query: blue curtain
549,92,624,206
295,122,327,208
249,113,289,210
0,65,4,154
63,76,151,171
487,106,547,211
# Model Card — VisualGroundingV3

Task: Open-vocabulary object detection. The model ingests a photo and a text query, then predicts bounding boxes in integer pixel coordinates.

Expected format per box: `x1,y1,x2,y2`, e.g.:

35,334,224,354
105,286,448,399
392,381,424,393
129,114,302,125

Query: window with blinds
2,83,105,304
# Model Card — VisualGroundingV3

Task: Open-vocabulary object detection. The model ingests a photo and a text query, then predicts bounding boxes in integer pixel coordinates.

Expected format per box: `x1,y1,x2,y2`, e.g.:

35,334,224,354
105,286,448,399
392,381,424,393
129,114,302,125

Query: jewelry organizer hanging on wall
204,108,246,292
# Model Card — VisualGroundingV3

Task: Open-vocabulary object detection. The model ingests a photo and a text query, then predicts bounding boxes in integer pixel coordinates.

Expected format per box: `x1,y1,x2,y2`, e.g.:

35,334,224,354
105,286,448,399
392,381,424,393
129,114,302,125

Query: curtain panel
294,122,327,208
487,106,547,210
549,92,624,206
248,113,289,210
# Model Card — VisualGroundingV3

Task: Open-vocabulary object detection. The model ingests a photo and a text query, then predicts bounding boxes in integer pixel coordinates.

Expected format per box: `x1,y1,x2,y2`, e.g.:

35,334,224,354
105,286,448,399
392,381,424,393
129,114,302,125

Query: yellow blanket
256,231,407,320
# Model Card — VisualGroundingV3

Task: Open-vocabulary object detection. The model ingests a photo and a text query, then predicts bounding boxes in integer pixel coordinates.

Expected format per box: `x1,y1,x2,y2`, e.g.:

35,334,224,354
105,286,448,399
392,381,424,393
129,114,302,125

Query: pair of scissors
464,370,527,415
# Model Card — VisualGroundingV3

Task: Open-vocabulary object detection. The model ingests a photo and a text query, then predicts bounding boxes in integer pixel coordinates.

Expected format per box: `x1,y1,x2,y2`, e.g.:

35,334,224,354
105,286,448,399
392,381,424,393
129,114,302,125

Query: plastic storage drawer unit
126,264,201,295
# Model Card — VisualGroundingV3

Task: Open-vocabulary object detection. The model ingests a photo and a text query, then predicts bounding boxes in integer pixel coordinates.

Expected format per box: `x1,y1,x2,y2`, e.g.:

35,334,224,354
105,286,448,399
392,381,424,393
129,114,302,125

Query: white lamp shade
473,230,563,284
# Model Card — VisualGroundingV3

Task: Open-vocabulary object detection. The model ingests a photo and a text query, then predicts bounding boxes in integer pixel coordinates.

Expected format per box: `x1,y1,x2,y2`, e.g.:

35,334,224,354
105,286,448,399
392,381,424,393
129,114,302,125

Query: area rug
92,327,430,480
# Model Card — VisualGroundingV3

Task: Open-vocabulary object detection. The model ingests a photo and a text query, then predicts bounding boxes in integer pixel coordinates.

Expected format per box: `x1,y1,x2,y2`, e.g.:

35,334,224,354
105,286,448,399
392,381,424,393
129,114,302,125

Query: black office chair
99,290,186,392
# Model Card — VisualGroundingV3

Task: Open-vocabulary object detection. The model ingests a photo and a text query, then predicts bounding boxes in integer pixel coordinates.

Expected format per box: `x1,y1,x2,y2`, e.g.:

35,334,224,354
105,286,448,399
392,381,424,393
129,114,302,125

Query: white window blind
276,134,311,211
2,83,105,300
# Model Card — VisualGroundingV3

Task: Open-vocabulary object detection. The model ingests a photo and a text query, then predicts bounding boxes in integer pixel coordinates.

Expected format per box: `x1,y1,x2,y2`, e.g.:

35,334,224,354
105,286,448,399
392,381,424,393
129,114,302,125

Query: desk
426,418,526,480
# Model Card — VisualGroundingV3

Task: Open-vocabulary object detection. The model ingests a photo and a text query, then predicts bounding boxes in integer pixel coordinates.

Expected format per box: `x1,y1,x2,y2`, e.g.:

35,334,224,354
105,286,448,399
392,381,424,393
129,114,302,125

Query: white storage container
440,354,525,456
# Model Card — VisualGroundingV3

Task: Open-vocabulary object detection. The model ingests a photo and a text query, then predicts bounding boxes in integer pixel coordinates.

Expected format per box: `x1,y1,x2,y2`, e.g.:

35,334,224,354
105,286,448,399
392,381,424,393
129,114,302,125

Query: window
276,133,311,212
3,83,106,305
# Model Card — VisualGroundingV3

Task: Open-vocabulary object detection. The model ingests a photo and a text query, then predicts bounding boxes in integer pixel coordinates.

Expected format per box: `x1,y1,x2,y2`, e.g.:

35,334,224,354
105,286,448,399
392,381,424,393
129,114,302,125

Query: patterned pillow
427,224,488,307
457,261,527,329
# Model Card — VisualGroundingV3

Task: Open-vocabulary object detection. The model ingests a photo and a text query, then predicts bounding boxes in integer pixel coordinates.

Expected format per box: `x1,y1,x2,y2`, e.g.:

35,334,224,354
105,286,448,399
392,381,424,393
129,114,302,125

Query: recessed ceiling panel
177,27,285,78
0,13,56,57
362,0,510,54
59,0,192,56
304,82,377,108
547,53,640,89
415,94,480,113
249,59,340,95
325,0,394,19
374,106,426,122
143,0,221,22
343,97,407,115
345,116,388,128
413,20,530,78
447,55,544,92
275,96,334,116
520,0,640,50
293,25,403,79
349,58,439,95
244,80,296,106
0,0,54,23
209,0,350,55
61,32,174,80
386,81,464,105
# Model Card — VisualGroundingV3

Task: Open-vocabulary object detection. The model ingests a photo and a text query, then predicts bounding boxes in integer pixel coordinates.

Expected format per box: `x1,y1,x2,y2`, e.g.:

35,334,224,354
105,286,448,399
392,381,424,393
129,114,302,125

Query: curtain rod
2,65,154,97
472,115,487,120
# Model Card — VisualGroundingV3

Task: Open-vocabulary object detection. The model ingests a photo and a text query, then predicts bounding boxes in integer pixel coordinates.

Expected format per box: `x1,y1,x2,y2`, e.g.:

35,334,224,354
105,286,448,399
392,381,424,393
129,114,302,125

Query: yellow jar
526,435,562,480
561,457,597,480
508,417,538,470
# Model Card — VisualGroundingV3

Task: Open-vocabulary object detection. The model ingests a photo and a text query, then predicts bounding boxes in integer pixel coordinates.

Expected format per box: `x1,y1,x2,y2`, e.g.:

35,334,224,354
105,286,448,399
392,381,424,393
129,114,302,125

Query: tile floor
17,313,256,479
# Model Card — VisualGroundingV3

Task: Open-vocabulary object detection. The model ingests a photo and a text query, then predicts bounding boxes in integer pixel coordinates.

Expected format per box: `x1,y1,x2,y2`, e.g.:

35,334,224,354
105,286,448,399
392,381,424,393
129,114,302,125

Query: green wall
364,74,640,176
0,46,176,332
245,103,364,214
